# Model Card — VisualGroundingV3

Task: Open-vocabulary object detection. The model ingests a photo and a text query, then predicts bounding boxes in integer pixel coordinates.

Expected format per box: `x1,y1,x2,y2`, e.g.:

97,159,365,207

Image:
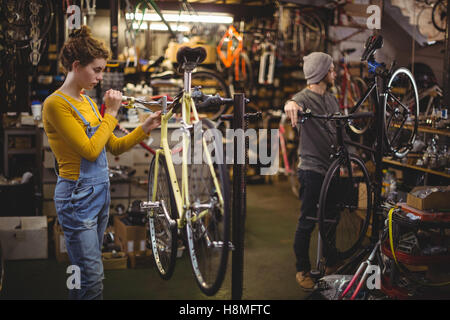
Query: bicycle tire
432,0,447,33
147,153,178,280
318,154,372,261
384,67,419,159
348,76,373,135
192,68,230,120
186,118,231,296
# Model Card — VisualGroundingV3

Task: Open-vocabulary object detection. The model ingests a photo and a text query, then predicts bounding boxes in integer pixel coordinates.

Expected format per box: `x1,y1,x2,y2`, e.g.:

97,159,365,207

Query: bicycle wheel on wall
186,118,231,296
147,154,178,280
318,154,372,261
384,68,419,159
432,0,447,33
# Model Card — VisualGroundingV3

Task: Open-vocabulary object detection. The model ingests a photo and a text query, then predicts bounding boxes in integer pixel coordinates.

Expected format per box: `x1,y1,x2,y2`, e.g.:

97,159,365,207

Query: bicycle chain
29,0,42,66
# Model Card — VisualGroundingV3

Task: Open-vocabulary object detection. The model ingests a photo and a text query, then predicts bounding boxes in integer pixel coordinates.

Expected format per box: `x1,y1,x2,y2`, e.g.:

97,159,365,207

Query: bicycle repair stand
221,94,261,300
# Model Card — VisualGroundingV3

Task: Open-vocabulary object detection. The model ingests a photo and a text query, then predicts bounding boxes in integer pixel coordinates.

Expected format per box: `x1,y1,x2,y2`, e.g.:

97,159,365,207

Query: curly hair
59,25,111,73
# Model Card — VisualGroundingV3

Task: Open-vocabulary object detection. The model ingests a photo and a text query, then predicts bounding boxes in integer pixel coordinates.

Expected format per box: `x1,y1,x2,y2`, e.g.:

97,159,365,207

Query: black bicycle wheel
384,68,419,159
147,153,178,280
432,0,447,33
318,154,372,261
192,69,230,120
186,118,231,296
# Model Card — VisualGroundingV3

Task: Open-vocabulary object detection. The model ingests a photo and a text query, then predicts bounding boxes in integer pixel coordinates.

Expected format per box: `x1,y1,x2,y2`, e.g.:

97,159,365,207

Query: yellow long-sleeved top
43,90,149,181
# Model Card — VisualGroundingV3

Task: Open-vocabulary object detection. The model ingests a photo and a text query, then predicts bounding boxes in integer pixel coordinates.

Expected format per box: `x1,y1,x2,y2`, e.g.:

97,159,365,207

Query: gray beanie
303,52,333,85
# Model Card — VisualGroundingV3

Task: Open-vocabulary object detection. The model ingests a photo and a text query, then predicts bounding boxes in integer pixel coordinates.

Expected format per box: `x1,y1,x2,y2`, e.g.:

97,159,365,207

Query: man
284,52,340,291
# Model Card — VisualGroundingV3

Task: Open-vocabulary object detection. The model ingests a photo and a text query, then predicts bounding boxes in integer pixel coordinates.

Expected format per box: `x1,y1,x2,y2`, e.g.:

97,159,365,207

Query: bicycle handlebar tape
302,52,333,85
176,46,207,65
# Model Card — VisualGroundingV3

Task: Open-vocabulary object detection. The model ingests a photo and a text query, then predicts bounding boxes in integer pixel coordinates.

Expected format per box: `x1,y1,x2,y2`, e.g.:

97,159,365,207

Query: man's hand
284,100,303,127
141,110,162,134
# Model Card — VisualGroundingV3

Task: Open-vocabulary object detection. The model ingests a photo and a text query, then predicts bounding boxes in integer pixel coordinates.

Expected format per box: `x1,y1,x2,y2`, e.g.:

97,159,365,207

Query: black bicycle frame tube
350,81,377,114
371,74,384,244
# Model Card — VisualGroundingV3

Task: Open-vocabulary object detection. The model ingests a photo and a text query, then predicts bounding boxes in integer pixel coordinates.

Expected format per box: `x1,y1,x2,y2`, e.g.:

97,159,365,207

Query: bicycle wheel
192,68,230,120
147,154,178,280
384,68,419,158
318,154,372,261
348,77,374,135
186,118,231,296
432,0,447,33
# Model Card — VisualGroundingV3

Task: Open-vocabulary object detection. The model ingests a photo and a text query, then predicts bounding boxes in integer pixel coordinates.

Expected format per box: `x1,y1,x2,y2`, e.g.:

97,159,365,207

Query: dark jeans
294,169,337,273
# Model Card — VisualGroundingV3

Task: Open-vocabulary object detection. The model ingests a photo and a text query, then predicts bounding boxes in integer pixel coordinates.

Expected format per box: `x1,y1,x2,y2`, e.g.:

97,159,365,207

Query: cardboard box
407,186,450,211
102,251,128,270
113,215,147,254
128,249,152,269
0,216,48,260
53,220,70,263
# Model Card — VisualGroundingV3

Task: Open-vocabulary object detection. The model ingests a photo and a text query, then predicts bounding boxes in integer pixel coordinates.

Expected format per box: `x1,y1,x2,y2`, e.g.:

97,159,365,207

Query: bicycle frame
150,90,225,230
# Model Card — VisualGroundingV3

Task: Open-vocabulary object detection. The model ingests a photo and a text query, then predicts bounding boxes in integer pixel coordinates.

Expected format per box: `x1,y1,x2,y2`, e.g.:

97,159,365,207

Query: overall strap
52,93,90,126
83,95,102,122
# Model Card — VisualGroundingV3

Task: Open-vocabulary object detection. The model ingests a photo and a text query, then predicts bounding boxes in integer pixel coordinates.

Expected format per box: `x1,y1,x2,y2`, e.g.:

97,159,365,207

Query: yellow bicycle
123,47,232,296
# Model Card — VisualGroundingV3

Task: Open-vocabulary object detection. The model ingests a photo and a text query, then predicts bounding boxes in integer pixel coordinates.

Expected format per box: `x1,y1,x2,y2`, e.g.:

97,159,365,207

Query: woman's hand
103,89,122,118
284,100,303,127
141,110,162,134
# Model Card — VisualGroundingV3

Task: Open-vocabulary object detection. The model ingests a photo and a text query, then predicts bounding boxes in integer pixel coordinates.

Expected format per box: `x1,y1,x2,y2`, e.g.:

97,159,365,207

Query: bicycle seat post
161,95,167,114
183,62,194,94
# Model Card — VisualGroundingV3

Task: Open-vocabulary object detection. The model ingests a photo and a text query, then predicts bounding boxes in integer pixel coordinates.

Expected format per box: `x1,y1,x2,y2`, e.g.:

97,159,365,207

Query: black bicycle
349,34,420,159
298,110,375,262
301,35,420,273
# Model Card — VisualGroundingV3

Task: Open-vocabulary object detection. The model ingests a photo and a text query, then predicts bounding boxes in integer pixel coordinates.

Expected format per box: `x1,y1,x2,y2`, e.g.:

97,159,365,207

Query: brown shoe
296,272,315,291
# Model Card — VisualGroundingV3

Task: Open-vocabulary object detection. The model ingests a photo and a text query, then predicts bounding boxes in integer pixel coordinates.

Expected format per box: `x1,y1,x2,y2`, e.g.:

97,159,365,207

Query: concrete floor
0,179,321,300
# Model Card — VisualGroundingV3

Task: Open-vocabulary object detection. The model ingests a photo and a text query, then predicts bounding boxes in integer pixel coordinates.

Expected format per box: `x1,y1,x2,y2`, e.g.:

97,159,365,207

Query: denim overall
52,94,110,300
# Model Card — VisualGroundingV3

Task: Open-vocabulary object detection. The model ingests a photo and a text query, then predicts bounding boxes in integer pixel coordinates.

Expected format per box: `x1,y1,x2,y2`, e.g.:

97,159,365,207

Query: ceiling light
126,11,233,24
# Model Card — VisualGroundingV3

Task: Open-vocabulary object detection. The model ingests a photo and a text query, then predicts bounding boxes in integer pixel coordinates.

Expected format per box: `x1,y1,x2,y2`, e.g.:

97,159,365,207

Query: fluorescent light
132,22,190,32
126,11,233,24
150,23,190,32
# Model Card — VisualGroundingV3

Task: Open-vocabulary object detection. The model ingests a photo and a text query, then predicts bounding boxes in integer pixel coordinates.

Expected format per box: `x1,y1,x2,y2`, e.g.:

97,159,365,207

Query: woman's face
73,58,106,90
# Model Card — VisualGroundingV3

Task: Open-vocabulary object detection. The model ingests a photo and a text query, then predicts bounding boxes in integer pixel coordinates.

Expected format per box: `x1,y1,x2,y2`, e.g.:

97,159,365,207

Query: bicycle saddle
361,35,383,61
176,46,207,65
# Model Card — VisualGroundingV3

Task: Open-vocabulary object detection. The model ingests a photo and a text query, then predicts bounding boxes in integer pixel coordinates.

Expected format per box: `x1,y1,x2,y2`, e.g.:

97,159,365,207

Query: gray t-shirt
290,88,340,176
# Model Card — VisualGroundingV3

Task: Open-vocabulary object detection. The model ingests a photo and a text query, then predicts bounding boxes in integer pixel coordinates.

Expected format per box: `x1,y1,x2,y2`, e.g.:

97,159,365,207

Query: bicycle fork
339,240,381,300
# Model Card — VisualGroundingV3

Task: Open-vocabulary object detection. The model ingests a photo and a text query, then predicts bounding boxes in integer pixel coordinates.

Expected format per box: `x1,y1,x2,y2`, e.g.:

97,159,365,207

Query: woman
43,26,161,300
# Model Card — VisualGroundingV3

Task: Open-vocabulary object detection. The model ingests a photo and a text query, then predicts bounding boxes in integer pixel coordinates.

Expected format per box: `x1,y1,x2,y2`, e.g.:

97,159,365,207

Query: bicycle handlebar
298,109,374,121
192,88,249,109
